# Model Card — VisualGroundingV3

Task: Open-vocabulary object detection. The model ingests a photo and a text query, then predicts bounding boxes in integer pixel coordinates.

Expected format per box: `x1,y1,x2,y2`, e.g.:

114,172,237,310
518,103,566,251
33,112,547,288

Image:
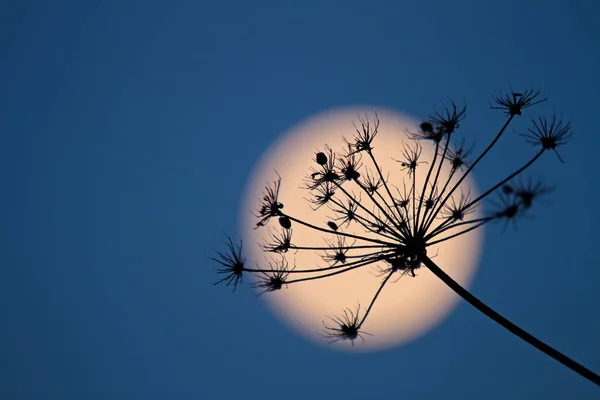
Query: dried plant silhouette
210,89,599,386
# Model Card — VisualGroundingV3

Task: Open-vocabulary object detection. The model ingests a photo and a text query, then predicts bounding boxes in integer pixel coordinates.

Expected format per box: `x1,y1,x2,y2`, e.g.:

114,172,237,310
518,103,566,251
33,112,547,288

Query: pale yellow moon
240,107,484,352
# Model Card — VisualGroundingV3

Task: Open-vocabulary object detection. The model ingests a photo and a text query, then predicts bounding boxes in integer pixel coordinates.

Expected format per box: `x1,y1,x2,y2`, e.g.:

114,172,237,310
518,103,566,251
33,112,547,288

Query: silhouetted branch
209,87,599,386
422,254,600,386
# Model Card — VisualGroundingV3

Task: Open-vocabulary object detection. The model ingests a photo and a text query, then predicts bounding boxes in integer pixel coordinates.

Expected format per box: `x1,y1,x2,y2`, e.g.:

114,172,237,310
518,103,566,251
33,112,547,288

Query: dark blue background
1,1,599,398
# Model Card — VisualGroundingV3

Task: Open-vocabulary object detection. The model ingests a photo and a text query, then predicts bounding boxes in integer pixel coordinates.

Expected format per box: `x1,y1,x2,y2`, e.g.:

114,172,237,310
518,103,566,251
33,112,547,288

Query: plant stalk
422,254,600,386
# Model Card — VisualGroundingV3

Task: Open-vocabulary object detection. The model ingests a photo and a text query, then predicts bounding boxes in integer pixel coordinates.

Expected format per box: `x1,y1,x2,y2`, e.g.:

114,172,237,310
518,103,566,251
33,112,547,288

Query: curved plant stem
358,271,394,328
421,254,600,386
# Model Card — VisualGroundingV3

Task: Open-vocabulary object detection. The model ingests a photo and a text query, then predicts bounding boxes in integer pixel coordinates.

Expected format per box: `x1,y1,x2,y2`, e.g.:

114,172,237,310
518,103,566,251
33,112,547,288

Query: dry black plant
209,89,600,386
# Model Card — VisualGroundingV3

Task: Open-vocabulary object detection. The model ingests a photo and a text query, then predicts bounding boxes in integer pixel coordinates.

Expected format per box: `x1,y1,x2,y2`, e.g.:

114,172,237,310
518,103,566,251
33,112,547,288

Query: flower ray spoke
286,253,393,284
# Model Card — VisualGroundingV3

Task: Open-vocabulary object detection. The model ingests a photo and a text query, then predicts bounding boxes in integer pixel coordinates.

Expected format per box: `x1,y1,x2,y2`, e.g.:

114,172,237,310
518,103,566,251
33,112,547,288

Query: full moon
240,107,484,352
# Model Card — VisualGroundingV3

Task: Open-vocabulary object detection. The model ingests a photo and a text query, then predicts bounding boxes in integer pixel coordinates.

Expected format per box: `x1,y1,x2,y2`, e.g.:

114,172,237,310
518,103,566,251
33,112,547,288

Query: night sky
1,1,599,399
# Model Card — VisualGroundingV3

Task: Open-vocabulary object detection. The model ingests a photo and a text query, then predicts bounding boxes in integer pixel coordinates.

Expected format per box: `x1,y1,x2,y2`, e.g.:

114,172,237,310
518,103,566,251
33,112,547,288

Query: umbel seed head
211,89,584,381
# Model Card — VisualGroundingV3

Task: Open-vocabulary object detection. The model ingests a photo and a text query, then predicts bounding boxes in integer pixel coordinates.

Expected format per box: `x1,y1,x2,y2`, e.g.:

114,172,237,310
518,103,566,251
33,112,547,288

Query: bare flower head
491,88,547,117
490,193,523,231
308,183,336,210
444,139,474,172
253,256,294,294
261,228,293,253
322,305,372,345
207,88,599,385
305,146,341,190
406,102,465,143
330,197,360,228
395,141,425,176
338,144,362,181
206,87,600,385
363,170,385,195
429,101,466,136
442,192,475,222
344,114,379,154
420,183,440,211
393,182,412,210
321,236,354,265
521,115,572,162
210,236,245,292
500,177,553,211
511,178,553,209
255,174,284,228
407,122,444,142
217,87,562,320
375,249,420,279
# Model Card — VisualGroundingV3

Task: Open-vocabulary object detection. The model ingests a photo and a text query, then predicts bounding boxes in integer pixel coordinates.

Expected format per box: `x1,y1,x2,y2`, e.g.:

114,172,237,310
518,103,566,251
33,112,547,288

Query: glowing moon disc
240,107,483,352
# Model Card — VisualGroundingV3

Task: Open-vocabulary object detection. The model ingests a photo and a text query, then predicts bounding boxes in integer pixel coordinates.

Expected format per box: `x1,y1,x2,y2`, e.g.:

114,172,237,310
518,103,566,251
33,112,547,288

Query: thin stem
422,167,457,233
282,213,396,246
351,210,405,242
430,133,453,199
327,196,401,242
422,255,600,386
351,180,405,239
427,149,543,238
243,248,394,275
466,149,544,209
412,169,417,236
373,188,410,238
367,150,410,235
416,142,439,232
357,270,394,328
427,221,488,246
334,182,403,241
286,252,392,284
426,217,494,241
427,115,515,228
290,244,390,251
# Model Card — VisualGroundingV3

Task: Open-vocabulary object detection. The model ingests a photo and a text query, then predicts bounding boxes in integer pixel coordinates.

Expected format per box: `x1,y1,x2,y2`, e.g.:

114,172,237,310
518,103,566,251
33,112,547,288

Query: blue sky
1,0,599,398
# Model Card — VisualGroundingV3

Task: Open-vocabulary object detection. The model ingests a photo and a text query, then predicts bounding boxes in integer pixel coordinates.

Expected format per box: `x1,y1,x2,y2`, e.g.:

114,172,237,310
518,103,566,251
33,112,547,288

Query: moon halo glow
240,107,483,352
